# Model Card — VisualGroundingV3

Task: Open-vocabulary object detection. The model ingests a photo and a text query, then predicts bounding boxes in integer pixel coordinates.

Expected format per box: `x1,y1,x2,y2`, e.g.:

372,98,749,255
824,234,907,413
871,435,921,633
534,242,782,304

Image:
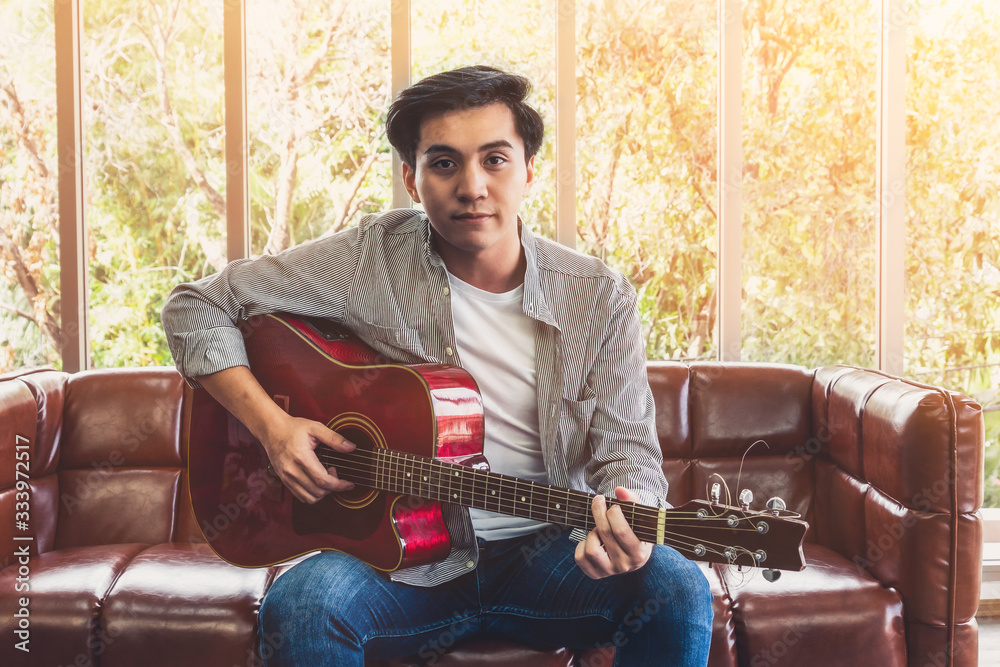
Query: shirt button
466,560,475,568
445,346,453,356
443,286,450,296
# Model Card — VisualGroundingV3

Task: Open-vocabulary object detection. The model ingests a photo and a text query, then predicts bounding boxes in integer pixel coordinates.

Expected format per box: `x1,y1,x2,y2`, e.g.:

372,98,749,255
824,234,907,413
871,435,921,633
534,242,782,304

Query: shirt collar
417,213,558,329
517,218,558,328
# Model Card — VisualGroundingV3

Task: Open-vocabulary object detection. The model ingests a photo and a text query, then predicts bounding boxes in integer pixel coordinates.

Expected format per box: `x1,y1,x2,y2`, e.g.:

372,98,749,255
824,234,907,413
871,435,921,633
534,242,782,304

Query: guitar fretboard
317,447,665,544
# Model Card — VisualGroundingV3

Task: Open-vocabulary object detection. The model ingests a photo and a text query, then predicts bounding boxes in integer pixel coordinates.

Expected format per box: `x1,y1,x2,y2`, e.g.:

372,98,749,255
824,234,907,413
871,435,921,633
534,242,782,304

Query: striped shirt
161,209,668,586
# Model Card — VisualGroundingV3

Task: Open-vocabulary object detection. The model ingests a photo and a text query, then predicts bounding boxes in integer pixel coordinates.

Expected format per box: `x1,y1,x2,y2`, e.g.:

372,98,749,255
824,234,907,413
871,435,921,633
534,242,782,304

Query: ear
402,161,421,203
524,155,535,192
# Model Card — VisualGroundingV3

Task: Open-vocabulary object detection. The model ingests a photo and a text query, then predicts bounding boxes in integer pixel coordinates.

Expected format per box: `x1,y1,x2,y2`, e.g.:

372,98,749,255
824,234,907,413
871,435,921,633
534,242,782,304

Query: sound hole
333,425,378,503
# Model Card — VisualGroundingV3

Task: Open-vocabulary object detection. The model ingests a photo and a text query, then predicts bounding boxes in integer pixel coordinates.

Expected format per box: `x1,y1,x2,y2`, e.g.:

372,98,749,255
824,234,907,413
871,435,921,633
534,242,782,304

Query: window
246,0,392,255
905,0,1000,507
741,0,877,368
82,0,226,367
1,2,58,370
2,1,998,508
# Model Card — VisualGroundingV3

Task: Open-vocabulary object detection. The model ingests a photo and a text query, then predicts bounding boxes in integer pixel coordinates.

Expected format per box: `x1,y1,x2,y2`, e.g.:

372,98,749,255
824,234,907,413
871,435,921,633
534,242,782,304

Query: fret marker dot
423,477,428,481
453,493,458,499
521,496,526,502
491,490,496,495
556,504,561,509
454,472,459,476
406,473,411,477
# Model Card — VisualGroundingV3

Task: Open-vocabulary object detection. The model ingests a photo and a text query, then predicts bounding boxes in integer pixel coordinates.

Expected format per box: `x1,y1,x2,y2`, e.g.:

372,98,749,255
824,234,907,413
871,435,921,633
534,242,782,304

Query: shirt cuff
172,326,250,388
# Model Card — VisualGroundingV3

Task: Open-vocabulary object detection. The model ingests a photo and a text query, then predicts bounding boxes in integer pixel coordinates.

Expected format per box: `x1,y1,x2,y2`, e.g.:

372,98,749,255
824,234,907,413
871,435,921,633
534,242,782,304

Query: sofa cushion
0,543,148,666
56,468,181,548
722,543,906,666
688,363,814,458
99,542,276,667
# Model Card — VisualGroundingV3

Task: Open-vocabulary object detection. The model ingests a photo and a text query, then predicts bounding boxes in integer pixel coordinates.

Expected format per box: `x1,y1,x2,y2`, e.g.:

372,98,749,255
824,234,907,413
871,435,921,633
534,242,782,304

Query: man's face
402,103,534,267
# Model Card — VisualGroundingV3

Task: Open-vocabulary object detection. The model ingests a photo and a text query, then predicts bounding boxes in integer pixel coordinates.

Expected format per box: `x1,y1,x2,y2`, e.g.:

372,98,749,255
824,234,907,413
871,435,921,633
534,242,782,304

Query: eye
485,155,508,166
432,158,456,170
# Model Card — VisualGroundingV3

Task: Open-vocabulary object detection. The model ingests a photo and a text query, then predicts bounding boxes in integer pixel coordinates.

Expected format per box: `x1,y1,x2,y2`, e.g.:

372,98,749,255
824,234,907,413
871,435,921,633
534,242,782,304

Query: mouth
453,212,493,222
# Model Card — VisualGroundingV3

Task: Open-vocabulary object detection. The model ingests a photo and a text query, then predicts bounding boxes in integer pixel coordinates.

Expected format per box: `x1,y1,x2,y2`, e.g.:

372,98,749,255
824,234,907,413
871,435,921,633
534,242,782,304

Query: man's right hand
196,365,355,504
260,413,356,504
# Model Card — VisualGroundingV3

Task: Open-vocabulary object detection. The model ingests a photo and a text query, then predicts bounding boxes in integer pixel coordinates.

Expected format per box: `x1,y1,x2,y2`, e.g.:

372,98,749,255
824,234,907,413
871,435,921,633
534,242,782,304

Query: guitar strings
316,446,671,523
318,446,760,561
309,447,793,545
313,446,782,531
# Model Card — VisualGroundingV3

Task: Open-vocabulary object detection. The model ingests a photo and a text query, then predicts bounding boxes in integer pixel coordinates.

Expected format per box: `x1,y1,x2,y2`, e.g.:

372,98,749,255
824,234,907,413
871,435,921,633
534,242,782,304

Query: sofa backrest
647,361,819,538
1,368,202,568
1,362,981,572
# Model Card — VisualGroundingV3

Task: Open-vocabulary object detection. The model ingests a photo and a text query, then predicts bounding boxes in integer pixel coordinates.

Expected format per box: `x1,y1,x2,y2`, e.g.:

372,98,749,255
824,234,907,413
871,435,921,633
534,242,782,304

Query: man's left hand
575,486,653,579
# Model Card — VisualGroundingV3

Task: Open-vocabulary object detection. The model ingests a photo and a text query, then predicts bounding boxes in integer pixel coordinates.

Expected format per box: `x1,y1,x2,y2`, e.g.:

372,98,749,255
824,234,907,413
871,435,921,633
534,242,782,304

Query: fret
401,452,414,496
566,490,593,533
553,487,571,527
376,448,385,492
499,473,517,516
485,474,501,514
456,466,472,507
417,456,431,501
543,483,552,523
525,480,540,522
434,460,449,504
514,480,535,519
529,481,548,523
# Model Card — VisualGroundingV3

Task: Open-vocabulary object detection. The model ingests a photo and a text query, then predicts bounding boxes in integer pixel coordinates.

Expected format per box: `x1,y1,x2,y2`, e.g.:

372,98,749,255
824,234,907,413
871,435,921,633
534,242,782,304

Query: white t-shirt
446,271,549,540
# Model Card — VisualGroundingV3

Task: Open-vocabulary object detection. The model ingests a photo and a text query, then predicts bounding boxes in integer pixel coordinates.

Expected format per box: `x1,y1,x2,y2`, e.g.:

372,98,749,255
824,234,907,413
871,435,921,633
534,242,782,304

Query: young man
162,66,713,666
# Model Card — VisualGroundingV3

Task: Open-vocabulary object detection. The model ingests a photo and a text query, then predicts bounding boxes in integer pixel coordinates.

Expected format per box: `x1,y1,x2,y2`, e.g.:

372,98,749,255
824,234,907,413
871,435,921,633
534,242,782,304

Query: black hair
385,65,544,168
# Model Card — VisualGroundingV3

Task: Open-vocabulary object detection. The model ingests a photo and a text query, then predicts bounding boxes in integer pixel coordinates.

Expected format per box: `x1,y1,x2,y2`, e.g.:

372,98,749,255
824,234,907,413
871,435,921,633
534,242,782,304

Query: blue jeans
259,528,713,666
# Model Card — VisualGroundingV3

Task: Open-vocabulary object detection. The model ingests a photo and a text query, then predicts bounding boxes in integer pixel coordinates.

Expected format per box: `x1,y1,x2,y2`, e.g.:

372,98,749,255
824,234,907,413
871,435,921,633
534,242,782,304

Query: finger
591,494,626,563
309,422,357,453
299,422,355,493
610,487,653,569
575,529,612,579
605,499,643,554
276,442,352,502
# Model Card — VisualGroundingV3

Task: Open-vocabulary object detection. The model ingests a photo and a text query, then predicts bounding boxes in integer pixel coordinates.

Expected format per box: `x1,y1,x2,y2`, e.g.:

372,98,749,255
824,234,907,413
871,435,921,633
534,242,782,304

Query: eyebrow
423,139,515,156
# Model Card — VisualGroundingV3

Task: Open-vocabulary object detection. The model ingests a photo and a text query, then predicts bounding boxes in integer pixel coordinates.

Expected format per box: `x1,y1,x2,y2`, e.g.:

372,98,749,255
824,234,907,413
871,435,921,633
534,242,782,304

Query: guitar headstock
662,497,808,572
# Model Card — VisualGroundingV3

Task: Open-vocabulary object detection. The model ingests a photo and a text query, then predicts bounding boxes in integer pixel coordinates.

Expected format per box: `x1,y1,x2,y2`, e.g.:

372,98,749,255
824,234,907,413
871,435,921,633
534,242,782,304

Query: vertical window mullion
877,0,906,375
225,0,250,261
718,0,742,361
391,0,411,209
55,0,88,372
556,0,575,249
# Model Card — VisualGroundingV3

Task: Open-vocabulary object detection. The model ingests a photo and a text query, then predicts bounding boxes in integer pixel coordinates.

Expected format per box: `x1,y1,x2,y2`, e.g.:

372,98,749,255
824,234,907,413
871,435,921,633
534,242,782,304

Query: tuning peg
738,489,753,510
765,497,786,515
763,568,781,583
710,483,721,505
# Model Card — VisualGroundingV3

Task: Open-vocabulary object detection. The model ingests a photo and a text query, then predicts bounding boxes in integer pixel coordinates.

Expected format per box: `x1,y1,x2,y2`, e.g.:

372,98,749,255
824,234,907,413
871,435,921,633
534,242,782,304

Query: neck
434,226,526,293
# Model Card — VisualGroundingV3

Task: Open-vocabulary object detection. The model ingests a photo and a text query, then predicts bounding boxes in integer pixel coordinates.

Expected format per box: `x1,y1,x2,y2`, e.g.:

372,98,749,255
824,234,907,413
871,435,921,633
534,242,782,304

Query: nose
456,164,488,202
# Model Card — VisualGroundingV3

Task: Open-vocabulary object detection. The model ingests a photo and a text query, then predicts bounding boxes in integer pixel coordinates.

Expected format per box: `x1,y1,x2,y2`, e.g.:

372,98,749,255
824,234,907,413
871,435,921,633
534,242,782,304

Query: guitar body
187,313,486,570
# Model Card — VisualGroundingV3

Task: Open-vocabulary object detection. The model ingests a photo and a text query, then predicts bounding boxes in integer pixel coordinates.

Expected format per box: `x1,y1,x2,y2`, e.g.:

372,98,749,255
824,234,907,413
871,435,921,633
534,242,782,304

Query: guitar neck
319,447,664,544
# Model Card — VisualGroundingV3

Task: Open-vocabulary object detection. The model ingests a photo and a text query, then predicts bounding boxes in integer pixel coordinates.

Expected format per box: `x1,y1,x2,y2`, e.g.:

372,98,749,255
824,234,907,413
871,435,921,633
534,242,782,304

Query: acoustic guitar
187,313,808,573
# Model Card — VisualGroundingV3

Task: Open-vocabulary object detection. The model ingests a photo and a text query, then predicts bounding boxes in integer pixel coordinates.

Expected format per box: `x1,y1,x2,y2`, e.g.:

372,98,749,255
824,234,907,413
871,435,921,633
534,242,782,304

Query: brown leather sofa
0,362,983,666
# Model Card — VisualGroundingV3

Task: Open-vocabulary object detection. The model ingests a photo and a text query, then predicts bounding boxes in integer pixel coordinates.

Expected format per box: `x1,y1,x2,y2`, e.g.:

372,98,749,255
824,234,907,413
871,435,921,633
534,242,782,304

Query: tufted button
443,286,450,296
445,347,453,356
466,560,475,568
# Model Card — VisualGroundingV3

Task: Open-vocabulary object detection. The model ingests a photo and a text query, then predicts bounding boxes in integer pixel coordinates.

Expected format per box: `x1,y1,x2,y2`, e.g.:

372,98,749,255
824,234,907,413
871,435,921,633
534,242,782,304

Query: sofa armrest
812,366,984,666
